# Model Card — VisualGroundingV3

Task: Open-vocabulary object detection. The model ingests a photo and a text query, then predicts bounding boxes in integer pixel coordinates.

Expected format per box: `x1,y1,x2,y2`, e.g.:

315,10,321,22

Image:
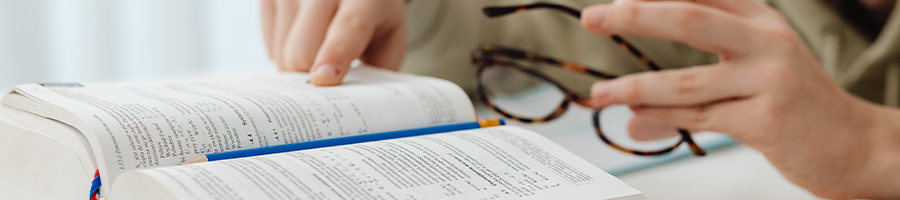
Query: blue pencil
183,118,505,164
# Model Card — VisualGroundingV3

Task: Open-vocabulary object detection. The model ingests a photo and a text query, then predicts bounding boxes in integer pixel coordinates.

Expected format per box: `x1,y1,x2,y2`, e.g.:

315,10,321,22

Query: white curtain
0,0,273,89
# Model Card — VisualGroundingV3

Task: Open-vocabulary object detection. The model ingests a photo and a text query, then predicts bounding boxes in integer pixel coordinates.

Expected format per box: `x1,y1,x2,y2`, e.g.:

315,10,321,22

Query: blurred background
0,0,273,88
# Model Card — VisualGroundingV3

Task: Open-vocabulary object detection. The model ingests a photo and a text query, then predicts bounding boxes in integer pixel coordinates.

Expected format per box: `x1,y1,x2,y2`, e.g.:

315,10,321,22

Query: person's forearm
855,101,900,199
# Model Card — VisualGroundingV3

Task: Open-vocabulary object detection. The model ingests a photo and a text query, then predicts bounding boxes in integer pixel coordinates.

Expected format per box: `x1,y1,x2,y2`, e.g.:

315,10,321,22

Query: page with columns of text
11,67,475,195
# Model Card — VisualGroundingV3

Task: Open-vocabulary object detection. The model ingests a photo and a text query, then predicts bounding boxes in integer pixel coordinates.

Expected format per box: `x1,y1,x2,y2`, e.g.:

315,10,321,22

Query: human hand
582,0,900,198
261,0,407,86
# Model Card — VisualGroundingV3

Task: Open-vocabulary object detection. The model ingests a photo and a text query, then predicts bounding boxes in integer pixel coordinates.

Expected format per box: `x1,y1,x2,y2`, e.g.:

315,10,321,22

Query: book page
9,67,475,194
110,126,643,200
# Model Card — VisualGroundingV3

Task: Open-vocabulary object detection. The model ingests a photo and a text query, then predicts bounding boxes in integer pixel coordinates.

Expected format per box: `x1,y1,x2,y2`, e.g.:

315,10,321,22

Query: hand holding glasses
473,3,706,156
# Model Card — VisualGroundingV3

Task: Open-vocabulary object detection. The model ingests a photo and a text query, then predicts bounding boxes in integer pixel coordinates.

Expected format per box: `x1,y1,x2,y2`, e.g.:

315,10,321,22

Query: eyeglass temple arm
483,3,663,71
476,44,617,79
483,3,581,18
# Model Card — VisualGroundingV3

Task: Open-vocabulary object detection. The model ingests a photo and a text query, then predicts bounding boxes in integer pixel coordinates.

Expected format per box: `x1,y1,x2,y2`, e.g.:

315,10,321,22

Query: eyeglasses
473,3,706,156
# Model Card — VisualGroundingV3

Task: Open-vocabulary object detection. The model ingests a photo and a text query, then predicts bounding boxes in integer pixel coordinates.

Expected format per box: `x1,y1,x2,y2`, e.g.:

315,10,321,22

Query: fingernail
313,64,338,78
592,81,612,107
584,6,608,29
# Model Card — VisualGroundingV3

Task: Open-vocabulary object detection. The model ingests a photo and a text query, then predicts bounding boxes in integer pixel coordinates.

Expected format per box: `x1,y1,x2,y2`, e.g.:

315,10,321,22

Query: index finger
582,1,758,58
591,64,758,107
615,0,769,16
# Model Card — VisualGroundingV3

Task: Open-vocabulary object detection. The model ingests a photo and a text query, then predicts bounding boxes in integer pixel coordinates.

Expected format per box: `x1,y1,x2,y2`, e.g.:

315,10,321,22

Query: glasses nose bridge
570,94,595,108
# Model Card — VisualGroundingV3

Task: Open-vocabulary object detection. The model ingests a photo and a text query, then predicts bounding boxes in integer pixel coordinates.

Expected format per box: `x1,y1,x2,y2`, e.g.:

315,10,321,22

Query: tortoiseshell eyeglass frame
475,2,706,156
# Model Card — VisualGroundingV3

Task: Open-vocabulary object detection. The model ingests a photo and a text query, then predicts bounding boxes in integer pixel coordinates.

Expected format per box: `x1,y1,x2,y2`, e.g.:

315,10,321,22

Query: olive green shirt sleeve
769,0,900,107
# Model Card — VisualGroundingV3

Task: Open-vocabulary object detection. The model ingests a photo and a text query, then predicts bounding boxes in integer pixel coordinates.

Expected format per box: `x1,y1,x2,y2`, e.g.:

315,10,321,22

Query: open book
0,67,643,200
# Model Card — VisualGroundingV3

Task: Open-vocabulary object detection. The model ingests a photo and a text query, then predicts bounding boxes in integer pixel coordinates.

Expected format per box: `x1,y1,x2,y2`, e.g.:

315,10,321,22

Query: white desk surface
617,145,821,199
